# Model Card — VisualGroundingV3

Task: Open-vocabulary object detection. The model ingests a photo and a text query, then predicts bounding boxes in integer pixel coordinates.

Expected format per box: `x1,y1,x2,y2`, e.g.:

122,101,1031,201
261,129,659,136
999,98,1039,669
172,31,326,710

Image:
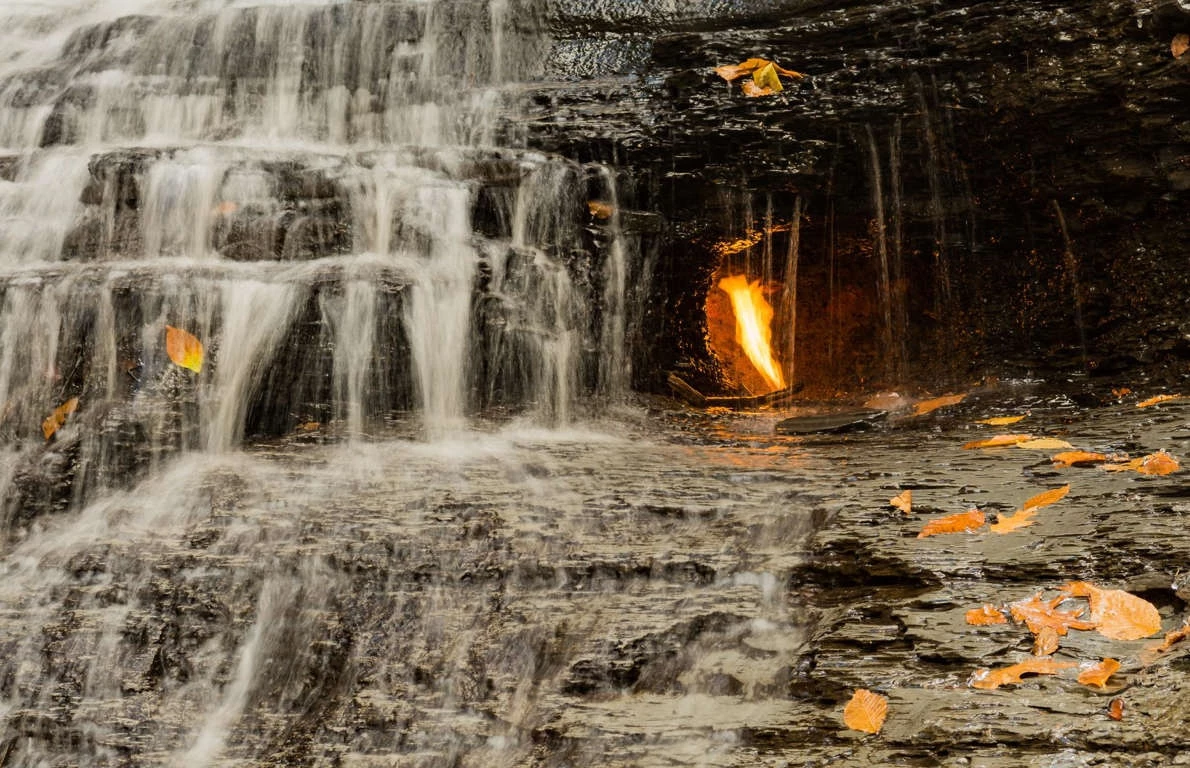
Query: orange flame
717,275,786,391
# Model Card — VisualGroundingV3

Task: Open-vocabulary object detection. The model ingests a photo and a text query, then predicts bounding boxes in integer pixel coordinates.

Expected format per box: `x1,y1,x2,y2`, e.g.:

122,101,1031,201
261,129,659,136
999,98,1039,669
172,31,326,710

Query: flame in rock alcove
717,275,786,391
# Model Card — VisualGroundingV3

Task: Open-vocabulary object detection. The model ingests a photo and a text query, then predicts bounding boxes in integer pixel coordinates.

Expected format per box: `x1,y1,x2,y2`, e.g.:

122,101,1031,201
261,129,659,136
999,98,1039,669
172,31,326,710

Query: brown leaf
714,58,771,81
917,509,985,538
297,421,321,432
1109,697,1125,721
889,490,912,515
587,201,614,220
1104,451,1179,476
1021,485,1070,512
962,433,1031,449
165,325,204,373
1015,437,1075,450
41,397,80,440
1062,581,1162,640
989,508,1038,534
1078,658,1121,689
1173,33,1189,59
740,80,776,98
1033,625,1060,656
913,393,966,416
977,414,1027,426
842,688,888,734
1052,450,1109,468
970,658,1076,690
1137,393,1184,408
965,605,1008,626
1009,593,1095,637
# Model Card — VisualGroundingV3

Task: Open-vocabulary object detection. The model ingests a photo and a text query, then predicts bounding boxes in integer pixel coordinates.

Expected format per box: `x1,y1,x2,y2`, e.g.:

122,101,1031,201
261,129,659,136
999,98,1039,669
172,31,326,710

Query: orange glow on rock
717,275,786,392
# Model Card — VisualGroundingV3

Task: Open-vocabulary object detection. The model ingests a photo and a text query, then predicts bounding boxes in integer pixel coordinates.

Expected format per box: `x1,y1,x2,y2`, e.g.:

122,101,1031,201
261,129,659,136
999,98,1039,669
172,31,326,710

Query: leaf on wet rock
41,396,79,440
1062,581,1162,640
1109,697,1125,720
962,433,1031,449
1146,619,1190,653
976,414,1027,426
1052,450,1110,468
989,508,1038,534
970,658,1076,690
843,688,888,734
1033,625,1061,656
587,201,614,220
966,605,1008,625
1173,33,1189,59
714,58,803,98
714,57,771,81
1021,485,1069,512
1078,658,1121,689
889,490,912,515
741,79,776,98
166,325,204,373
1015,437,1075,450
1136,393,1184,408
917,509,985,538
753,61,784,93
1009,593,1095,637
913,393,966,416
1103,451,1180,476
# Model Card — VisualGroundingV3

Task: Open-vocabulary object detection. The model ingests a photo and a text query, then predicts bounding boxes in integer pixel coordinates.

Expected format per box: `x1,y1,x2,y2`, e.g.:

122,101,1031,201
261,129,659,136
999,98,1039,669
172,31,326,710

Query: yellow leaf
965,605,1007,626
970,658,1075,690
1015,437,1075,450
842,688,888,734
889,490,912,515
752,62,783,93
962,433,1031,449
1136,393,1184,408
977,414,1027,426
41,397,79,440
1052,450,1109,468
917,509,985,538
1062,581,1162,640
989,508,1037,534
166,325,204,373
913,393,966,416
1078,658,1121,689
1021,485,1069,512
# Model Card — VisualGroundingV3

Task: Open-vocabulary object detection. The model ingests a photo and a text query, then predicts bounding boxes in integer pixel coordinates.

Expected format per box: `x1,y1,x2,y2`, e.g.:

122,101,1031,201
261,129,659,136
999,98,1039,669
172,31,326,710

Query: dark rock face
525,0,1190,394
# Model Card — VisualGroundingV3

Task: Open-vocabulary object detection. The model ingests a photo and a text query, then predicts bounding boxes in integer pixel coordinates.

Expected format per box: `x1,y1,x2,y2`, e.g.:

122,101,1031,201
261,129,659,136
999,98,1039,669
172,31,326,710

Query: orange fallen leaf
1062,581,1161,640
917,509,985,538
966,605,1008,626
1078,658,1121,689
1033,625,1060,656
963,433,1032,449
913,393,966,416
842,688,888,734
297,421,321,432
1052,450,1109,467
1022,485,1070,512
1112,387,1132,398
1009,593,1095,637
741,80,776,98
1015,437,1075,450
1173,33,1189,59
989,508,1038,534
166,325,204,373
977,414,1027,426
587,201,614,220
1136,393,1184,408
1104,451,1179,476
41,397,80,440
1109,697,1125,721
1146,619,1190,653
970,658,1076,690
889,490,912,515
714,57,770,81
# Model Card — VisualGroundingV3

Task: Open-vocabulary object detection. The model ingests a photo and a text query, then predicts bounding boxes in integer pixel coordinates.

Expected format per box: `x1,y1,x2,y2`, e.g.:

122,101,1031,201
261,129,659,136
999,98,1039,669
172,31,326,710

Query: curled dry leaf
989,508,1037,534
165,325,204,373
1104,451,1180,476
966,605,1008,626
913,393,966,416
1022,485,1069,512
963,433,1032,449
1015,437,1075,450
917,509,985,538
1062,581,1162,641
1109,697,1125,721
753,61,783,92
1146,619,1190,653
970,658,1076,690
842,688,888,734
1009,593,1095,637
1136,393,1184,408
41,397,80,440
1173,33,1189,59
977,414,1027,426
889,490,912,515
1078,658,1121,689
1033,625,1060,656
1052,450,1109,468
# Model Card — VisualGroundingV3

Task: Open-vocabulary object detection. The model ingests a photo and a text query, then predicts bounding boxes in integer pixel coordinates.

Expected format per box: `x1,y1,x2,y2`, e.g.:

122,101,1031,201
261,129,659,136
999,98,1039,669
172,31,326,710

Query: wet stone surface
0,385,1187,766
